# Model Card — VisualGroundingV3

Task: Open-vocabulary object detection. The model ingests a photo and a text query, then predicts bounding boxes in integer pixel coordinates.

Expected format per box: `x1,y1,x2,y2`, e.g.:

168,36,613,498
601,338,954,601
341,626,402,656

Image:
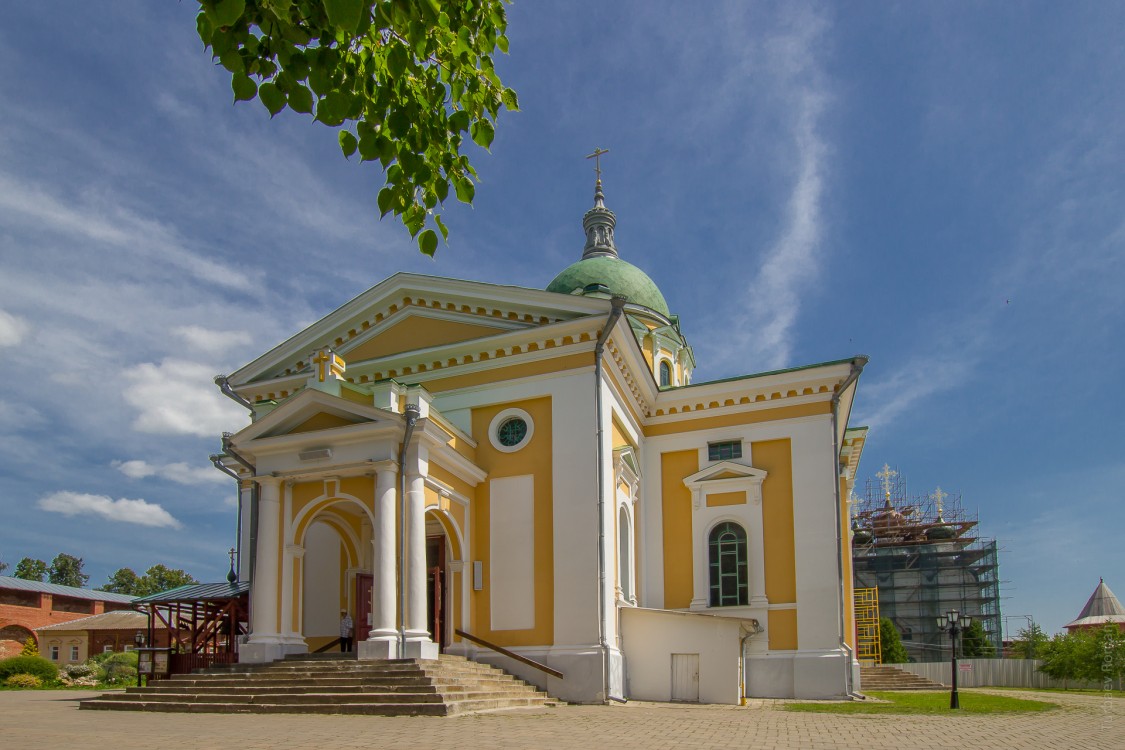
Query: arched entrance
294,496,367,652
424,507,464,650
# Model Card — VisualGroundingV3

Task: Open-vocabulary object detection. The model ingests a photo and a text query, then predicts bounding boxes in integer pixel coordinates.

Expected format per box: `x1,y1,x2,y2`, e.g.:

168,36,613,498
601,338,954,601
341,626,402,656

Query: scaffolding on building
854,586,881,665
850,465,1002,663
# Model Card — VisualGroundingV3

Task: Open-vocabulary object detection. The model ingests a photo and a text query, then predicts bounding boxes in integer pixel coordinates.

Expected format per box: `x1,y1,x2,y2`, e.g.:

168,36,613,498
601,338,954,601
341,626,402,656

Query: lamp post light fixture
133,630,146,688
936,610,972,709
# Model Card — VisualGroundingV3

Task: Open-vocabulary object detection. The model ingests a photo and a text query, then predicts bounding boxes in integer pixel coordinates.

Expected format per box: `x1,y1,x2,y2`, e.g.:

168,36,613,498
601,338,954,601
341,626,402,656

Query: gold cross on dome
585,147,610,180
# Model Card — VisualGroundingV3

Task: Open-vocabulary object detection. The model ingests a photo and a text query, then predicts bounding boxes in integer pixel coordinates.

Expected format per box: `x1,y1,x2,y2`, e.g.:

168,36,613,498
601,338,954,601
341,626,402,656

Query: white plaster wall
302,521,342,638
619,608,743,704
489,475,535,631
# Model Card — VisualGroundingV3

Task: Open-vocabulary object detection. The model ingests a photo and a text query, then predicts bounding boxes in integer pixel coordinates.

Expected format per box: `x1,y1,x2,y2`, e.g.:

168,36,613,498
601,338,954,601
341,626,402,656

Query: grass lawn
784,690,1058,715
989,686,1125,698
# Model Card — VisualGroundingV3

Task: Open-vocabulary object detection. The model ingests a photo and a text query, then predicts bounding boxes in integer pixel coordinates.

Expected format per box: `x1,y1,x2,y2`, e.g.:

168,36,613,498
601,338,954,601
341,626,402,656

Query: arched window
659,360,672,387
708,522,748,607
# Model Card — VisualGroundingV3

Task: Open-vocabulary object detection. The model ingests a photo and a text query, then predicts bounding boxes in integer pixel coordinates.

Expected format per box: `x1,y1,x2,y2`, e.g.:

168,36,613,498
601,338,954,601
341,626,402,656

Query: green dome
546,256,670,318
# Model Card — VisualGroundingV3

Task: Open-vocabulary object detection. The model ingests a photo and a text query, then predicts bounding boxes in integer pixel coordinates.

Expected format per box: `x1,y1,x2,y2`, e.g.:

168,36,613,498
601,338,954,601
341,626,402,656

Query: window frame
708,521,749,607
707,440,743,462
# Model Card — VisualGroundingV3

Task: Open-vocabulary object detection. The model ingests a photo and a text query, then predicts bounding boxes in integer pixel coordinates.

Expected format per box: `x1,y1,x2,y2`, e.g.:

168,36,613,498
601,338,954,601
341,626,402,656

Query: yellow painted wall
661,450,698,608
644,401,831,437
468,396,554,647
706,491,746,507
339,386,372,405
768,609,798,650
753,439,796,605
423,352,594,393
347,315,510,362
289,412,362,434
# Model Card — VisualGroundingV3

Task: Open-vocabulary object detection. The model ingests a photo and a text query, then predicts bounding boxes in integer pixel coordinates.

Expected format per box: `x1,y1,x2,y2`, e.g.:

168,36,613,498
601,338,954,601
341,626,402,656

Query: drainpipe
594,295,627,703
830,356,867,697
210,454,244,577
739,619,763,705
215,374,254,410
398,403,421,659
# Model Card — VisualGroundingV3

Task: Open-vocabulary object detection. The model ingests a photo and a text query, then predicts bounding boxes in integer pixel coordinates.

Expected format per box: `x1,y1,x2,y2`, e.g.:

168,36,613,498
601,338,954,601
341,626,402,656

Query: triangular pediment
683,461,768,486
342,312,513,364
226,273,613,387
232,388,393,443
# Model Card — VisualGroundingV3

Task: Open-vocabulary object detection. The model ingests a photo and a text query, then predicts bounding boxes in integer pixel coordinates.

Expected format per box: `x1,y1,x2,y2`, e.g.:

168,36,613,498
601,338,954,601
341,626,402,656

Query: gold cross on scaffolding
931,486,948,516
876,463,897,502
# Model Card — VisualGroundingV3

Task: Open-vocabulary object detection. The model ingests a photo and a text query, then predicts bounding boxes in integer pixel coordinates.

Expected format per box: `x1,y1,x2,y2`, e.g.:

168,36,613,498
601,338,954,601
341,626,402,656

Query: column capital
371,459,399,476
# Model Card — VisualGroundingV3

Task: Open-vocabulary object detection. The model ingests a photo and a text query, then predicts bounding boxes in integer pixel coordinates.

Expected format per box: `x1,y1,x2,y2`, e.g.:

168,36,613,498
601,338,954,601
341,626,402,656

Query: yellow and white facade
216,183,867,703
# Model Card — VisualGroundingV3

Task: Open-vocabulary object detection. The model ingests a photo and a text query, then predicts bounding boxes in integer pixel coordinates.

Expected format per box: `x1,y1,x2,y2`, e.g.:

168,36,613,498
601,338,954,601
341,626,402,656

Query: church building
214,174,868,704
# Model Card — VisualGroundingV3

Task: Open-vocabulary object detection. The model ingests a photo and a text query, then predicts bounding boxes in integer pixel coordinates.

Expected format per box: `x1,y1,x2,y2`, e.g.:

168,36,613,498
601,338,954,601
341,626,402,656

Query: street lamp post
133,630,146,688
936,610,972,709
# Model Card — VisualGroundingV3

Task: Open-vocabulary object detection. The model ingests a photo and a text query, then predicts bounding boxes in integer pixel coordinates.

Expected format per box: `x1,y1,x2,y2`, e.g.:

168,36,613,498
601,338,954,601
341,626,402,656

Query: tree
1086,624,1125,691
195,0,518,256
961,619,996,658
1009,621,1049,659
20,637,38,657
136,565,199,596
48,553,89,588
1039,630,1092,688
879,617,910,664
98,564,199,596
13,557,47,582
99,568,142,596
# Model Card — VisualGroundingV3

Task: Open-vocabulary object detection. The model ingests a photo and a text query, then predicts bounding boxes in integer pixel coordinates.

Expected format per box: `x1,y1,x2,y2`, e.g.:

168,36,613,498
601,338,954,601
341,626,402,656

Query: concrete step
860,665,945,691
80,651,552,716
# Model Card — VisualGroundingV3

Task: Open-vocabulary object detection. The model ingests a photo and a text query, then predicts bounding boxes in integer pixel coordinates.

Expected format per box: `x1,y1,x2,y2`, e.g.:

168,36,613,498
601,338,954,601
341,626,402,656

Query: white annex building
214,176,869,704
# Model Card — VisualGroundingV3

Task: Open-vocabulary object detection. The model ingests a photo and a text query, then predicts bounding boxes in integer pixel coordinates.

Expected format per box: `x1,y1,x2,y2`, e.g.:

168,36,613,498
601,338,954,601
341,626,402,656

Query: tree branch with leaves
196,0,518,255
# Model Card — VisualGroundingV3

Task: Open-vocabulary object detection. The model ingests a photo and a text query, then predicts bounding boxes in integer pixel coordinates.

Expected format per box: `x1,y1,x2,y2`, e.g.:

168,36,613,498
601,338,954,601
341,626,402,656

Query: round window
497,417,527,447
488,408,534,452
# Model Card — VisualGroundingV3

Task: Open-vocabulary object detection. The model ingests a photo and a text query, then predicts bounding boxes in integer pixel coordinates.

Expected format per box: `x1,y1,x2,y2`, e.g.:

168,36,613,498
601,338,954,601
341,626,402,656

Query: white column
237,481,254,580
243,476,285,663
403,470,438,659
748,497,769,608
359,461,399,659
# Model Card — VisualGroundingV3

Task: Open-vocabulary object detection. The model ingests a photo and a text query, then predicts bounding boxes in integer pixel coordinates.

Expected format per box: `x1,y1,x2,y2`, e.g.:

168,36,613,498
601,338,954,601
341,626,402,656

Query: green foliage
961,619,996,658
99,567,142,595
48,553,89,588
5,674,43,689
98,564,198,596
1039,630,1093,687
13,557,48,581
879,617,910,664
1086,624,1125,690
0,656,59,684
1010,621,1049,659
19,637,38,657
195,0,519,256
95,650,139,685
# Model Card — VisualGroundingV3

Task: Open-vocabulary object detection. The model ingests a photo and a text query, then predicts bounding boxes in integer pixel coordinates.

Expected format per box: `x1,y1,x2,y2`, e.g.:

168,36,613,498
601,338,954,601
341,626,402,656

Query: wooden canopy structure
132,581,250,677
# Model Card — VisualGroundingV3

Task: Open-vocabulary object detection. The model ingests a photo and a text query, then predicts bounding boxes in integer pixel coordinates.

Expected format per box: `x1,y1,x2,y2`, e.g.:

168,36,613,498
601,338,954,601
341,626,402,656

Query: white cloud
0,400,43,430
123,358,249,437
0,309,29,347
114,459,229,485
855,355,974,432
174,325,253,357
38,491,181,529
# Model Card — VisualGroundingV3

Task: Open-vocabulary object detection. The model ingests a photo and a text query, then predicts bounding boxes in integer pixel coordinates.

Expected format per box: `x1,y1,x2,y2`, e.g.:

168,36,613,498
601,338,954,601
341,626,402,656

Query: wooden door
671,653,700,702
426,536,447,648
355,573,373,642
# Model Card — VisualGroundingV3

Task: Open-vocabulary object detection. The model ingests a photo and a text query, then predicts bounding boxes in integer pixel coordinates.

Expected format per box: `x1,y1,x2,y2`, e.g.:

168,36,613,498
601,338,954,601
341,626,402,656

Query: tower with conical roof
1065,578,1125,632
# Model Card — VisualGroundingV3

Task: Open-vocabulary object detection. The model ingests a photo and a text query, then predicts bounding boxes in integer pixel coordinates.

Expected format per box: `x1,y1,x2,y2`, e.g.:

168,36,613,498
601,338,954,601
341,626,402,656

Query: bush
0,656,58,684
64,663,96,678
20,637,38,657
5,674,42,689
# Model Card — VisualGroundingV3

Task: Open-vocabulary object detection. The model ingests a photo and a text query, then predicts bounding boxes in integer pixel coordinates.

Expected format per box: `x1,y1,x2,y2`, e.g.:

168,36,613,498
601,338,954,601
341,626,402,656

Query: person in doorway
339,609,354,653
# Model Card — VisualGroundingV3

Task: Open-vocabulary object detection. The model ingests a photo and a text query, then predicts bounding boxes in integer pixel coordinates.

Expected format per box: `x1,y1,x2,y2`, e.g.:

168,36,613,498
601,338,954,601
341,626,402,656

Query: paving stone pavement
3,689,1122,750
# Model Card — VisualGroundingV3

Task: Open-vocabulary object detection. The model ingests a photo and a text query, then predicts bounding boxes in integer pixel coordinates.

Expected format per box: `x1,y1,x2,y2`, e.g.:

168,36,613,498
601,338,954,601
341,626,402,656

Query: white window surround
487,407,535,453
682,461,769,612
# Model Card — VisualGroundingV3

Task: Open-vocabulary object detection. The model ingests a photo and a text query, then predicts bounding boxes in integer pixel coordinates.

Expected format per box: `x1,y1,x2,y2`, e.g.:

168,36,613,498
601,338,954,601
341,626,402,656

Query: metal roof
1065,578,1125,629
36,610,148,632
0,575,136,604
131,581,250,604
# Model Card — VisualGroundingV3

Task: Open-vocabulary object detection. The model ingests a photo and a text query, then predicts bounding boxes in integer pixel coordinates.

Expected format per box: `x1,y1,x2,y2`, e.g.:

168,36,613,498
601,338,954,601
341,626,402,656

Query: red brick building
0,576,136,658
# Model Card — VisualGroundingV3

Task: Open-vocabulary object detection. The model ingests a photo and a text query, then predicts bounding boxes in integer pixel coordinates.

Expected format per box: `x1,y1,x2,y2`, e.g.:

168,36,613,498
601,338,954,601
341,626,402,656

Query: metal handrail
454,629,563,679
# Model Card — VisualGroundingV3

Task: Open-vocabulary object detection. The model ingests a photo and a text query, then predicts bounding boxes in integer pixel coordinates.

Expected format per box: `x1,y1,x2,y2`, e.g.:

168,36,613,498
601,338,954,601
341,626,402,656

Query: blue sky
1,2,1121,637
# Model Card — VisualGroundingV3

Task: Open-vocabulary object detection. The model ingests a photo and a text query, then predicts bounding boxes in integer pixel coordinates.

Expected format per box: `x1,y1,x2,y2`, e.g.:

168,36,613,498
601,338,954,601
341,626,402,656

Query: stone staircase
79,653,555,716
860,664,946,691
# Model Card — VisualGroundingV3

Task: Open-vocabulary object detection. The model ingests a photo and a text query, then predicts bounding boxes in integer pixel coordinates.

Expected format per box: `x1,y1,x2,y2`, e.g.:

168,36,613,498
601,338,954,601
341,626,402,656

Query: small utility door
671,653,700,702
355,573,373,642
